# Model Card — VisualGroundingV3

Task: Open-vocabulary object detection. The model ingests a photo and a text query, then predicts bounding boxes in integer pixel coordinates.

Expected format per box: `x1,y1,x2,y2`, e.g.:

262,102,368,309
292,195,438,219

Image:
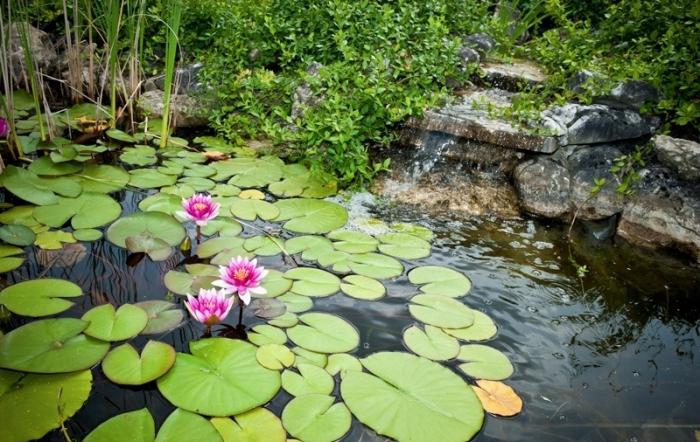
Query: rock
405,88,560,154
514,157,571,218
617,166,700,262
458,46,480,67
151,63,204,94
9,24,58,87
607,80,660,109
567,145,625,220
567,70,603,94
653,135,700,181
291,62,323,120
136,90,209,127
481,60,547,91
543,103,658,145
463,33,496,55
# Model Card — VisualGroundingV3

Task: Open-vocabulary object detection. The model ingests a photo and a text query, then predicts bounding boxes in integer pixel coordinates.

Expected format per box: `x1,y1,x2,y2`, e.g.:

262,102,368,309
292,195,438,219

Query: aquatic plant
214,256,268,307
177,192,220,242
184,288,234,334
159,0,183,147
0,117,7,138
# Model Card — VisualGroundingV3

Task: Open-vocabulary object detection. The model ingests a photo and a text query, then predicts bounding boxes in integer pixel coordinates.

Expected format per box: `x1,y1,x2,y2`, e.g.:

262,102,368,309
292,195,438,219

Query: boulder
653,135,700,181
9,24,58,88
463,33,496,55
616,166,700,262
457,46,481,67
605,80,660,110
481,60,547,91
514,157,571,218
136,89,209,127
567,70,602,94
567,145,625,220
149,63,204,94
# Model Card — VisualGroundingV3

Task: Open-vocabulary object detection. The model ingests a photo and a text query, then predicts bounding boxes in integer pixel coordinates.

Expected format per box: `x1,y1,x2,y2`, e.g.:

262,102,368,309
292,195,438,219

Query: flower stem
196,225,201,244
237,303,244,327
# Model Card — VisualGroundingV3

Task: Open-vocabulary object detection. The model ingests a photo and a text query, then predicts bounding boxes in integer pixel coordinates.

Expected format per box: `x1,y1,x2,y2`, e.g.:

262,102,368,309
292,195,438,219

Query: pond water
3,184,699,441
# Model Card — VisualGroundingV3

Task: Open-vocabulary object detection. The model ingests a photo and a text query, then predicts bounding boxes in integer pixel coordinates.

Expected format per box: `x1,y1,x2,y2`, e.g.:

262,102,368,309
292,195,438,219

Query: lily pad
196,237,247,259
471,380,523,417
163,270,217,296
292,347,328,368
248,324,287,346
102,341,176,385
0,318,110,373
0,278,82,317
183,163,216,178
328,230,377,253
277,293,314,313
200,218,242,237
408,266,472,297
33,192,122,229
390,222,435,241
211,408,285,442
409,294,475,329
256,344,295,370
268,312,299,328
457,344,514,380
34,230,76,250
107,128,139,143
0,256,23,273
2,165,82,205
346,253,403,279
155,408,222,442
157,338,281,416
325,353,362,378
282,363,334,396
129,169,178,189
443,311,497,342
126,233,174,261
339,275,385,300
107,212,186,248
377,233,431,260
229,198,279,221
281,394,351,442
82,304,149,341
287,312,359,354
403,325,460,361
178,176,216,191
238,189,265,199
274,199,348,234
222,158,283,187
256,269,292,298
136,300,185,334
0,206,41,227
139,192,182,215
250,298,287,319
0,224,35,246
73,164,130,193
84,408,155,442
28,155,82,176
120,145,157,166
284,268,340,297
0,369,93,442
244,235,284,256
73,228,103,241
268,172,336,198
341,352,484,442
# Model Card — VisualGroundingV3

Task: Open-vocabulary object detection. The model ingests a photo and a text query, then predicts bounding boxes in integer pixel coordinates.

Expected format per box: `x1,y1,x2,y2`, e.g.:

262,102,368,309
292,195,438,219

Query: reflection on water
2,191,699,441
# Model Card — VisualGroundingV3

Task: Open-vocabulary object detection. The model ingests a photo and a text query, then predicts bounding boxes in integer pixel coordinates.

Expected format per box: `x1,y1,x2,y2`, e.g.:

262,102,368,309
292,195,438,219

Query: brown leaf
202,151,229,161
471,379,523,417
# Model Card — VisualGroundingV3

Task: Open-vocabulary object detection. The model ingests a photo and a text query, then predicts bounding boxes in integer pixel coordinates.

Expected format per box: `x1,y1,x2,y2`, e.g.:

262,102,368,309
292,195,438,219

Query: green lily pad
339,275,385,300
282,363,334,396
84,408,155,442
403,325,460,361
73,164,130,193
346,252,403,279
0,224,35,246
178,176,216,191
125,233,174,261
274,199,348,234
120,145,158,166
0,318,110,373
2,165,82,205
139,192,182,215
0,257,24,273
325,353,362,378
34,230,76,249
157,338,281,416
211,408,285,442
292,347,328,368
183,163,216,178
408,266,472,297
244,235,284,256
28,155,82,176
0,206,40,227
284,268,340,297
129,169,178,189
196,237,247,259
277,293,314,313
287,312,359,354
251,298,287,319
82,304,149,341
281,394,351,442
163,270,216,296
155,408,222,442
11,89,35,110
268,312,299,328
456,344,514,380
248,324,287,346
107,128,138,143
256,269,292,298
390,222,435,241
102,341,176,385
107,212,186,248
73,228,103,241
161,184,195,198
0,369,93,442
211,183,241,197
328,230,378,253
200,218,242,237
0,278,82,317
285,235,333,259
443,311,497,342
268,172,336,198
377,233,431,260
229,198,279,221
256,344,295,370
409,294,475,329
341,352,484,442
33,192,122,229
220,158,283,187
136,300,185,334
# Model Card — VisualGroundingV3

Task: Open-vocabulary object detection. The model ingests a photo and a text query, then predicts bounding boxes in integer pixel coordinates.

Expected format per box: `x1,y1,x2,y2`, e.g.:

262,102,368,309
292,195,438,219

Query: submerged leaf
471,380,523,417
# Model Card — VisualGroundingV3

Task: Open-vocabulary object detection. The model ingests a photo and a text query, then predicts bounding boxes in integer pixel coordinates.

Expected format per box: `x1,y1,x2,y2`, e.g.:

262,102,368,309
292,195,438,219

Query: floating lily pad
390,222,435,241
28,155,82,176
282,363,334,396
107,128,138,143
0,318,110,373
120,145,157,166
136,300,185,334
457,344,514,380
139,192,182,215
274,199,347,234
268,172,336,198
325,353,362,378
178,176,215,191
256,269,292,298
211,408,285,442
34,230,76,250
84,408,155,442
73,228,103,241
277,293,314,313
409,294,475,329
2,165,82,205
408,266,472,297
443,311,497,342
0,206,40,226
471,380,523,417
256,344,295,370
211,184,241,197
281,394,351,442
346,252,403,279
268,312,299,328
163,270,217,296
341,352,484,442
126,233,174,261
0,224,35,246
0,369,93,442
287,312,359,354
248,324,287,346
250,298,287,319
292,347,328,368
0,256,23,273
183,163,216,178
107,212,186,249
73,164,130,193
161,184,195,198
229,198,279,221
377,233,431,260
196,237,247,259
157,338,281,416
284,268,340,297
238,189,265,199
33,192,122,229
244,236,284,256
339,275,385,300
200,218,242,237
328,230,377,253
102,341,176,385
221,158,283,187
155,408,222,442
285,235,333,259
403,325,460,361
0,278,82,317
129,169,178,189
82,304,149,341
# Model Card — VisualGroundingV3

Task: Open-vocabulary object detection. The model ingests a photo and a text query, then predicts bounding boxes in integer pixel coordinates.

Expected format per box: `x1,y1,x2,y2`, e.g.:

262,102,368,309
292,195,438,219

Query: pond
0,118,699,441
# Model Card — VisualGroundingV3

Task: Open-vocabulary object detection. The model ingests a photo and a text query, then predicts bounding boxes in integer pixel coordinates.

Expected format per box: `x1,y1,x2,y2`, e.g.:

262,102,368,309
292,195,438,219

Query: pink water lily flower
0,117,8,138
213,256,268,306
177,193,220,226
184,288,234,331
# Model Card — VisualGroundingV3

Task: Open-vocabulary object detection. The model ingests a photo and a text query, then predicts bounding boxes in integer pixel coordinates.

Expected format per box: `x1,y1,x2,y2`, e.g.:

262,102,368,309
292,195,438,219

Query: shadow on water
2,186,700,441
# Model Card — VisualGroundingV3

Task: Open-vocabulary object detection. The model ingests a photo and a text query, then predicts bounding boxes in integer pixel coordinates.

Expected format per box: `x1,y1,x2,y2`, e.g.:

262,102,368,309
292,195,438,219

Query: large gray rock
653,135,700,181
463,33,496,55
567,145,625,220
514,157,571,218
606,80,660,109
616,166,700,262
148,63,204,94
481,60,547,91
9,24,58,88
543,103,658,145
136,90,208,127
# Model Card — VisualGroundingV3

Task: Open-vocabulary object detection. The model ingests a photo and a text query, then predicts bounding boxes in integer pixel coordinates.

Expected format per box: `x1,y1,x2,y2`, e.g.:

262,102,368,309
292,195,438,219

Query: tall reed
159,0,183,148
99,0,124,127
0,1,19,159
